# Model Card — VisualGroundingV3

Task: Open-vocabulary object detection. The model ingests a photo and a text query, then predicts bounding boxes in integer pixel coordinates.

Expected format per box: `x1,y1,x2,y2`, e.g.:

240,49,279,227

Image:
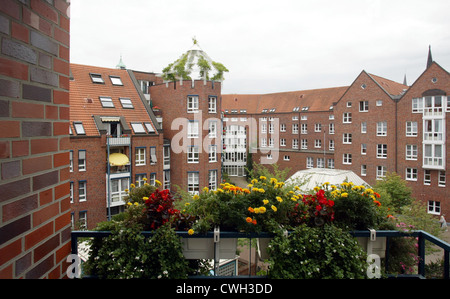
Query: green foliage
246,162,291,183
268,224,368,279
84,223,190,279
374,172,413,213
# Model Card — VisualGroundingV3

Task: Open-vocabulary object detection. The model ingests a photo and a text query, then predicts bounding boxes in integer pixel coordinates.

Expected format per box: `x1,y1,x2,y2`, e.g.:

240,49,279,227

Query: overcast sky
70,0,450,94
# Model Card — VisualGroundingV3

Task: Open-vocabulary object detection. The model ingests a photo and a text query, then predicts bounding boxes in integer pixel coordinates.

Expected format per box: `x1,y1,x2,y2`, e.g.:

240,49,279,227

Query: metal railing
71,229,450,279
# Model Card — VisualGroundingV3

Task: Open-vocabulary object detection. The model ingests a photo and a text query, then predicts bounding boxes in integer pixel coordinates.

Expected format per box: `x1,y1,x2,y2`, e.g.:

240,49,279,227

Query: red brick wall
0,0,71,278
150,80,222,191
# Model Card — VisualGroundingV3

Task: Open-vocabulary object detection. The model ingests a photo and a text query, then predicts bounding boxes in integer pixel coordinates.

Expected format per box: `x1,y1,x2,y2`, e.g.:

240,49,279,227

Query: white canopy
286,168,370,191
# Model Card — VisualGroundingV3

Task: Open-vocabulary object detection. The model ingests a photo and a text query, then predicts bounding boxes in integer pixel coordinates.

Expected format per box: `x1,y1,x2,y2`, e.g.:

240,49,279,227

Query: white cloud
70,0,450,94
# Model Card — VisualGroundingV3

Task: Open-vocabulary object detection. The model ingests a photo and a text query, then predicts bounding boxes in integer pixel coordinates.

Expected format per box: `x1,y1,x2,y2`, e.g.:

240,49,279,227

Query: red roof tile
70,64,157,136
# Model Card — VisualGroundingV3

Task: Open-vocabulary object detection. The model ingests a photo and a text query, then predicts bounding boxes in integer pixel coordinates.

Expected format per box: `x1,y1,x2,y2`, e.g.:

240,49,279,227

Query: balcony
107,136,131,146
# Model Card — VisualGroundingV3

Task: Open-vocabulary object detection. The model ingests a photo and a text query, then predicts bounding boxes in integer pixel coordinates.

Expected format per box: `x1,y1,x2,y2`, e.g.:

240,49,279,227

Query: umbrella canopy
109,153,129,166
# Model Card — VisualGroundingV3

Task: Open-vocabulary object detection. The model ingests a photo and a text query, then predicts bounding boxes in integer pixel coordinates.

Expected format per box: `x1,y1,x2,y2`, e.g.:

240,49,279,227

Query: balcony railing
107,136,131,146
71,230,450,279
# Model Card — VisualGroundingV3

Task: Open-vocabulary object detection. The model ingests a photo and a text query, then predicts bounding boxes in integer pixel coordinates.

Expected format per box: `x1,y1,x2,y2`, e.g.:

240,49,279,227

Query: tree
374,172,413,214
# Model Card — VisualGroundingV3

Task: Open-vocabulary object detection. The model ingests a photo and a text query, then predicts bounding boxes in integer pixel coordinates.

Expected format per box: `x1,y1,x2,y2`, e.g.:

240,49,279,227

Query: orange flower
373,200,381,207
252,219,257,225
248,207,254,213
246,217,253,223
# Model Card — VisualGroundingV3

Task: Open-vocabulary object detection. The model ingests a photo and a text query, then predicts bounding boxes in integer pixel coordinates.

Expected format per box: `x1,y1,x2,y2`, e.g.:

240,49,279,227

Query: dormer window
100,96,114,108
74,122,86,135
119,98,133,109
110,76,123,86
90,73,104,84
131,123,146,134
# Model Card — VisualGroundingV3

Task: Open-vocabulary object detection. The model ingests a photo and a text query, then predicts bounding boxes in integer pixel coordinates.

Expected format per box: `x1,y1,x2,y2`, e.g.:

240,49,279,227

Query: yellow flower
322,182,330,186
294,186,301,191
193,194,199,200
291,197,297,201
143,196,149,200
313,186,320,192
125,189,129,192
155,180,162,186
203,187,209,192
185,202,190,206
134,202,139,206
276,196,283,203
271,205,277,212
341,192,348,198
143,177,148,181
259,176,267,180
188,229,194,235
127,202,132,206
251,179,258,184
130,183,135,188
263,199,269,205
254,207,260,214
259,206,267,213
247,184,253,188
270,178,278,184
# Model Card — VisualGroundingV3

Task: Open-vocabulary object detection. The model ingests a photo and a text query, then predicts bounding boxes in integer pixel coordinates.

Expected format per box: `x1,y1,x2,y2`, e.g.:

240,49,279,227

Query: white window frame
406,167,418,181
208,96,217,113
377,144,387,159
343,112,352,123
428,200,441,215
315,123,322,132
208,170,217,191
150,147,157,165
99,96,114,108
406,121,418,137
424,170,431,185
361,144,367,155
280,124,286,132
187,95,199,113
359,101,369,112
343,153,352,165
188,121,199,138
131,122,146,134
292,139,299,149
343,133,352,144
306,157,314,168
208,145,217,162
208,121,217,138
300,123,307,134
406,145,418,160
79,181,87,202
135,147,146,166
109,76,123,86
188,172,199,195
280,138,286,147
119,97,133,109
292,123,299,134
314,139,321,148
377,121,387,136
361,165,367,176
78,150,86,171
376,166,386,180
74,122,85,135
438,171,446,187
301,139,307,149
187,146,199,163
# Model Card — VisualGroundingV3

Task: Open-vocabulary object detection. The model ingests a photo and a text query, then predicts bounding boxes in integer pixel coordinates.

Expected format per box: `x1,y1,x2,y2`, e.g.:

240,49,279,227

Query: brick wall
0,0,71,279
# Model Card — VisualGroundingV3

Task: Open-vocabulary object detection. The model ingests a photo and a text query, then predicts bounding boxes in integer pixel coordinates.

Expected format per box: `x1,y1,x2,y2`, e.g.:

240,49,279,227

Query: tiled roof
367,73,408,97
222,86,349,114
70,63,158,136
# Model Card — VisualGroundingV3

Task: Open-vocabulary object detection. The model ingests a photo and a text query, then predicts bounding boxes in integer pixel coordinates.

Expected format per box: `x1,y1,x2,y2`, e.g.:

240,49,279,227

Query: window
119,98,133,109
266,154,273,160
439,171,446,187
187,96,199,113
260,138,267,147
301,139,307,149
79,181,87,202
377,122,387,136
150,147,157,165
135,174,147,187
78,150,86,171
329,140,335,151
78,211,87,230
261,123,267,133
268,138,274,148
74,122,85,135
284,155,290,161
424,119,443,141
131,123,146,134
209,170,217,191
428,200,441,215
187,121,199,138
109,76,123,86
361,144,367,155
377,144,387,158
361,122,367,134
99,96,114,108
292,124,299,134
301,115,307,121
269,123,274,134
376,100,383,106
377,166,386,179
187,146,199,163
163,146,170,167
163,170,170,189
111,177,129,203
145,123,155,133
315,123,322,132
292,139,298,149
329,123,335,134
208,121,217,138
280,138,286,146
343,133,352,144
208,96,216,113
359,101,369,112
69,150,73,172
343,112,352,123
106,121,121,137
300,123,307,134
327,159,335,169
306,157,314,168
406,145,417,160
314,139,321,148
424,170,431,185
90,73,104,84
346,101,352,108
149,173,157,186
406,121,417,137
188,172,199,194
361,165,367,176
424,144,443,167
406,168,418,181
280,124,286,132
317,158,324,168
343,153,352,164
209,145,217,162
135,147,145,166
70,182,74,203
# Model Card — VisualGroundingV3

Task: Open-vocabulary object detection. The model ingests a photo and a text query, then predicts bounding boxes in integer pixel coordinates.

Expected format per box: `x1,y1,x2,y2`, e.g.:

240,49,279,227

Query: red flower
316,205,322,211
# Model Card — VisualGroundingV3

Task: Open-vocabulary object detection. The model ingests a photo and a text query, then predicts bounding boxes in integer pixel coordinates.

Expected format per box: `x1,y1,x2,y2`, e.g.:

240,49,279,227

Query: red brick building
69,64,165,230
223,52,449,218
0,0,71,278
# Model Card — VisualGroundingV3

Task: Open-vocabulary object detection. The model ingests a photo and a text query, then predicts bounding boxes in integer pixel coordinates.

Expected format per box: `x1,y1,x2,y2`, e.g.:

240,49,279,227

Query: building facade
222,53,449,218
